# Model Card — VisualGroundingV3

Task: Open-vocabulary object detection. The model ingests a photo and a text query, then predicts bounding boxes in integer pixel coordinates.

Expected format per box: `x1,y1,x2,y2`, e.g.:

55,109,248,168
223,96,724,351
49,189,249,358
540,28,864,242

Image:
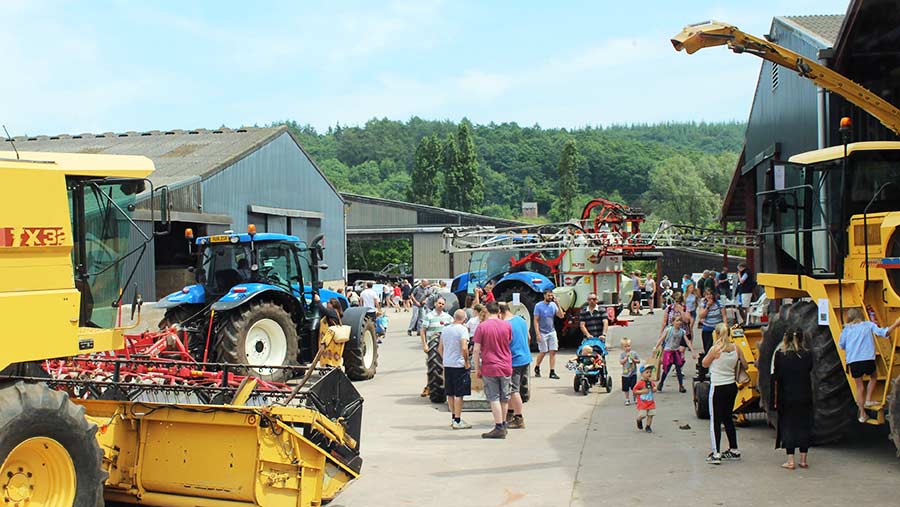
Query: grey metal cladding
201,132,346,280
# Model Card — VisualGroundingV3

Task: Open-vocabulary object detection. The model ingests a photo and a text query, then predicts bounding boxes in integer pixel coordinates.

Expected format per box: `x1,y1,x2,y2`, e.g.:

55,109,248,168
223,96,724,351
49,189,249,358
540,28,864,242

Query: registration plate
209,235,232,243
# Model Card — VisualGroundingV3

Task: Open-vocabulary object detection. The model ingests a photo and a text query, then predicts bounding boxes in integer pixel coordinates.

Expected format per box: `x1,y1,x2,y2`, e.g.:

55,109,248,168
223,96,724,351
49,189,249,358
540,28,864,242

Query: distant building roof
341,192,523,227
1,126,301,188
779,14,845,46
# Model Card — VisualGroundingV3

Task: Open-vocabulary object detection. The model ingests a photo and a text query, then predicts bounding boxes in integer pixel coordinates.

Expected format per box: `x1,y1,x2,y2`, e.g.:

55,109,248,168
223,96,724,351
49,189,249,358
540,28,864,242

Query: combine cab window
69,178,147,328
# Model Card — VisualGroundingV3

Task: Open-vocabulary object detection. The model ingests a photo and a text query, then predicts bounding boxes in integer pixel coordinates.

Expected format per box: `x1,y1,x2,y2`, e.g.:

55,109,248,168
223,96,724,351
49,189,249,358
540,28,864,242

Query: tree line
279,117,744,226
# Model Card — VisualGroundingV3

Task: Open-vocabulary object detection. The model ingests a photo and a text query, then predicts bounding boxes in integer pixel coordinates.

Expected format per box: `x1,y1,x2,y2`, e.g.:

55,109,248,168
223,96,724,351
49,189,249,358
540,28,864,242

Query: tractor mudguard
343,306,374,349
496,271,555,293
211,283,302,313
451,272,471,293
156,284,206,309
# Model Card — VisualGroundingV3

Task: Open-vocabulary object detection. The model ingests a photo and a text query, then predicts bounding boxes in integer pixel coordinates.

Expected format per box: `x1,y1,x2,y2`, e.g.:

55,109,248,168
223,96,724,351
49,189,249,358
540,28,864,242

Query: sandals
859,415,869,423
864,401,880,408
781,462,795,470
798,463,809,469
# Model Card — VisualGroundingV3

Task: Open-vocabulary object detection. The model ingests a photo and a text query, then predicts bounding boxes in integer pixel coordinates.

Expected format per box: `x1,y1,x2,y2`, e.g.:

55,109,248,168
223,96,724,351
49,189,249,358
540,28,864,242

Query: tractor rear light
184,228,194,239
232,287,247,293
248,223,257,235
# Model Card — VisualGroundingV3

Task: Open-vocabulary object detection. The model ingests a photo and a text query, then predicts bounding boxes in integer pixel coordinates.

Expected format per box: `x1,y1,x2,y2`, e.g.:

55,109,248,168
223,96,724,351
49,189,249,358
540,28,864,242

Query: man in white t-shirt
360,281,381,311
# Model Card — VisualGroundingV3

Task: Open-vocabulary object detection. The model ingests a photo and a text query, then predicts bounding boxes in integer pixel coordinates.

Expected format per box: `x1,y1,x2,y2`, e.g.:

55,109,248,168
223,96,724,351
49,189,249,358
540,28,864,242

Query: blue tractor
451,249,555,349
157,228,377,382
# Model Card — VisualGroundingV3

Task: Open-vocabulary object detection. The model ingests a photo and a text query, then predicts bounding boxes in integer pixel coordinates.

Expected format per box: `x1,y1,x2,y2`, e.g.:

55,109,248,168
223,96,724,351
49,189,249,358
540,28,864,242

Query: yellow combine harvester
0,151,360,506
673,21,900,448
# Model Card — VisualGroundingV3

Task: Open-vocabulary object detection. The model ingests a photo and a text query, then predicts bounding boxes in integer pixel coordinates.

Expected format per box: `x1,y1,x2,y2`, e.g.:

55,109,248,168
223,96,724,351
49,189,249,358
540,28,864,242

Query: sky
0,0,853,136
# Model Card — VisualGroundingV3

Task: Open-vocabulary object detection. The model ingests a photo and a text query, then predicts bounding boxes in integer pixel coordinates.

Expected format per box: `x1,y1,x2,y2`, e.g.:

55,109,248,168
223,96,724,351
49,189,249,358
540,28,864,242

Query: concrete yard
333,310,899,507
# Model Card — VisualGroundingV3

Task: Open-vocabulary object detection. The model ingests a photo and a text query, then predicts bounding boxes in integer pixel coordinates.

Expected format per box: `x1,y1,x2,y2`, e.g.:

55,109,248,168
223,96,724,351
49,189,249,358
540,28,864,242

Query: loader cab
759,142,900,278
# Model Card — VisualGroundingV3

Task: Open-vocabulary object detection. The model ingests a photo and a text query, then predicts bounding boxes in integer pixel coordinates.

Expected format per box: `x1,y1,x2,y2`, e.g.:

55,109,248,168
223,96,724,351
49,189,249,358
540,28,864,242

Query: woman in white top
701,323,748,465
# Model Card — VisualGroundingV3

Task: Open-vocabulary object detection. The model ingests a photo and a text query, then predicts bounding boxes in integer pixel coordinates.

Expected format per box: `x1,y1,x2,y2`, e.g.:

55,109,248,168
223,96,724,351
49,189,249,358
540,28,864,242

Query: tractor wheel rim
361,328,375,369
1,437,76,506
246,318,288,371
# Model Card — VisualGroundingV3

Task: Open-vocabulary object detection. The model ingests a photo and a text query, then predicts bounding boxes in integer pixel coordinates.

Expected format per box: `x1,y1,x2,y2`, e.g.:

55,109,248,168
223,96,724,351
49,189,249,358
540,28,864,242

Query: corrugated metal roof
781,14,845,46
1,127,285,187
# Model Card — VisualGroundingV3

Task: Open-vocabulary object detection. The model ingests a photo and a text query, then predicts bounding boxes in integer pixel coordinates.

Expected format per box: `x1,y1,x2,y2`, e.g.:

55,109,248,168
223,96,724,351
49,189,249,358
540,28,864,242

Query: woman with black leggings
701,323,746,465
696,289,723,380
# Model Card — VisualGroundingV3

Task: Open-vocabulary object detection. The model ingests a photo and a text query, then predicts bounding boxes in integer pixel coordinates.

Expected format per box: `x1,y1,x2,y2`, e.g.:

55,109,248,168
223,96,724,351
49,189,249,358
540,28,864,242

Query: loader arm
671,21,900,135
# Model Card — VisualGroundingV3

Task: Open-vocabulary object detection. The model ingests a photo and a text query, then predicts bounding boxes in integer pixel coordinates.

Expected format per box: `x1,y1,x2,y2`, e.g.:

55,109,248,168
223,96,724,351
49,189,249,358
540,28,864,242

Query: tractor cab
193,231,314,300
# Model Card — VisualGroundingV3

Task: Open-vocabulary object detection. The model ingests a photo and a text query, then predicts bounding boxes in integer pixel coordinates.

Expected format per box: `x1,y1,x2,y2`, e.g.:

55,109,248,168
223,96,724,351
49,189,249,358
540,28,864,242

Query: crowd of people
324,262,898,469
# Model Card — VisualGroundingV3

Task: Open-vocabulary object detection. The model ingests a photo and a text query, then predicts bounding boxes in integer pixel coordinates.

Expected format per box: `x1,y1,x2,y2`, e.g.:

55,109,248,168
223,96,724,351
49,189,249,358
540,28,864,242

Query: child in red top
633,365,657,433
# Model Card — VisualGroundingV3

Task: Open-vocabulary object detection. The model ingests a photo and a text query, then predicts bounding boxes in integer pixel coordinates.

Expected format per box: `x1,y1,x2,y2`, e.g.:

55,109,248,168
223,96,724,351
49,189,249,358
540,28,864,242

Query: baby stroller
567,337,613,395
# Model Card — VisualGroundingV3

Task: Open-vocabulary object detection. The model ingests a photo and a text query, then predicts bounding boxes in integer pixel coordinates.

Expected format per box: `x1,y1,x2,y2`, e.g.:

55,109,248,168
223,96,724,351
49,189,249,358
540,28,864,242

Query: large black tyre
520,369,531,403
757,304,793,428
157,304,203,329
767,301,856,444
693,380,710,419
342,307,379,381
427,335,446,403
494,284,541,351
342,307,378,381
215,301,299,383
0,382,106,507
888,376,900,453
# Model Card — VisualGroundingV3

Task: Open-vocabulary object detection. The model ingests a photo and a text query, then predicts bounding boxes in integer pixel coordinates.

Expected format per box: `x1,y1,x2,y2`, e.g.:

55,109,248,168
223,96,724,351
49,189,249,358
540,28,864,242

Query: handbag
734,350,750,385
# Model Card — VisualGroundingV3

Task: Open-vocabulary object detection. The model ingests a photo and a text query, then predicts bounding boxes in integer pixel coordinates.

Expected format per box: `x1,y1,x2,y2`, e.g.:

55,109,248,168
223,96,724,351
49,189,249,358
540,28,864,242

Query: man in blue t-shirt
532,289,564,379
501,302,531,429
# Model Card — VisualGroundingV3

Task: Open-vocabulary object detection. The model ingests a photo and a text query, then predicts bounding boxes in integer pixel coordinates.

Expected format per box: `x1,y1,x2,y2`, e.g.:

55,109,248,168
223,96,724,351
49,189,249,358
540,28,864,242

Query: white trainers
451,420,472,430
706,452,722,465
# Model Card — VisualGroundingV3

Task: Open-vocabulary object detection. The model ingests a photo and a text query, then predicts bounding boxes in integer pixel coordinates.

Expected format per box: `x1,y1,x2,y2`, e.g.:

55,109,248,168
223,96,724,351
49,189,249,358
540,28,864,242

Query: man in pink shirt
473,301,513,439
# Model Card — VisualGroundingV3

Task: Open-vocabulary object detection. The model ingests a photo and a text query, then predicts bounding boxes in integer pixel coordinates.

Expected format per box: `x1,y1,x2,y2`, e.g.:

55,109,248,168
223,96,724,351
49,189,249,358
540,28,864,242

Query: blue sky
1,0,851,136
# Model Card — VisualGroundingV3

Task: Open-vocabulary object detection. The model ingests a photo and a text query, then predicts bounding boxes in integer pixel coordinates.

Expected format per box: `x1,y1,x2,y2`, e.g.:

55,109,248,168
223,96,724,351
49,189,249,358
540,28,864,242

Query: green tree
408,135,440,205
642,155,719,226
555,139,580,220
439,133,462,209
454,120,484,212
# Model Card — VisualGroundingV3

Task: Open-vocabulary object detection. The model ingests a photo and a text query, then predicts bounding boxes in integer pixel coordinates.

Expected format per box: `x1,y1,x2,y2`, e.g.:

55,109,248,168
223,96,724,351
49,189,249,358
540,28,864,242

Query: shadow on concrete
431,460,565,477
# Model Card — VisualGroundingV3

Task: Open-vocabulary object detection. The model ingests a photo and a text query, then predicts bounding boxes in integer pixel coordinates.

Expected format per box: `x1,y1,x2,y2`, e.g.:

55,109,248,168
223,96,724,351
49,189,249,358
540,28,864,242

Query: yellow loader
0,150,361,506
673,21,900,449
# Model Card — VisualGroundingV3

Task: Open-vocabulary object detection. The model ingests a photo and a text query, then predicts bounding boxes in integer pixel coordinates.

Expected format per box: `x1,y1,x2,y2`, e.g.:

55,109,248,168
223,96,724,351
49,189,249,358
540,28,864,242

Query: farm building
7,126,346,298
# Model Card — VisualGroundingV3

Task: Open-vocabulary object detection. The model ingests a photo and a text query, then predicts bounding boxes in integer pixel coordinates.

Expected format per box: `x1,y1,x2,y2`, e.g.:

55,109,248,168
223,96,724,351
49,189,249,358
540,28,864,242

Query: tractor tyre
693,380,710,419
495,285,541,351
343,307,379,381
427,335,446,404
791,301,857,444
757,304,793,428
0,382,106,507
215,301,299,383
888,376,900,454
520,368,531,403
157,304,202,329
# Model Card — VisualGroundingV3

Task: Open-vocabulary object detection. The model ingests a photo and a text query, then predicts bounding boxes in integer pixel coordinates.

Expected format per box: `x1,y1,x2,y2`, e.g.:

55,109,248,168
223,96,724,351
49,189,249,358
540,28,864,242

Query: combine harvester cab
158,229,377,381
0,151,363,506
673,20,900,449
